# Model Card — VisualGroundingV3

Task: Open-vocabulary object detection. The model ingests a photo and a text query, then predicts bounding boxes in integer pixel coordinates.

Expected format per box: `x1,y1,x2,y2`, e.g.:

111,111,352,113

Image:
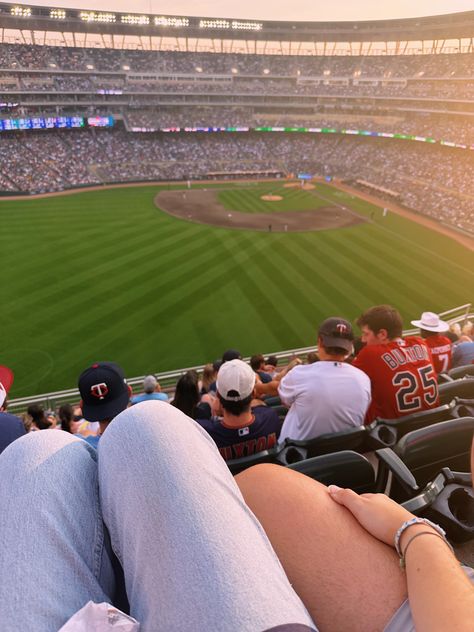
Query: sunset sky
25,0,474,22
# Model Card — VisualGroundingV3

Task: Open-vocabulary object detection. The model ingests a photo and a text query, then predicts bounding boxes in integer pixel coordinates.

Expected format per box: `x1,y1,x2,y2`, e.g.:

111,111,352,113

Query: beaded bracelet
394,517,447,557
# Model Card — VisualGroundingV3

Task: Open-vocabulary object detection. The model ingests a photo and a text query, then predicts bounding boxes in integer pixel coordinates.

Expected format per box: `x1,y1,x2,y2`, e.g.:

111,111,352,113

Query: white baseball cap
217,359,256,401
411,312,449,333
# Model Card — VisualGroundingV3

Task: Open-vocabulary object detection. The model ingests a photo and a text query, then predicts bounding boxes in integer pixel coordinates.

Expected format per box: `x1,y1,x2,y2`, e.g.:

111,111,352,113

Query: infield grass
218,184,328,212
1,181,472,397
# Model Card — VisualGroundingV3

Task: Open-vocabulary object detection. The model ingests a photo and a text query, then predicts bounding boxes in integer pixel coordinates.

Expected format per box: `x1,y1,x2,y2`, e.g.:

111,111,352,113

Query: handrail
7,303,472,413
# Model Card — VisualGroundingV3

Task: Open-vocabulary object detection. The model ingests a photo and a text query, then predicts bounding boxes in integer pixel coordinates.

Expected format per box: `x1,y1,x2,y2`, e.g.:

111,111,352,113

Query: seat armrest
375,447,419,495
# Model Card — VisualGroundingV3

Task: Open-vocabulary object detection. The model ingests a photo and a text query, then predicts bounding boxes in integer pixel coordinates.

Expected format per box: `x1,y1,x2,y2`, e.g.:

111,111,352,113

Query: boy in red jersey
353,305,438,422
410,311,452,374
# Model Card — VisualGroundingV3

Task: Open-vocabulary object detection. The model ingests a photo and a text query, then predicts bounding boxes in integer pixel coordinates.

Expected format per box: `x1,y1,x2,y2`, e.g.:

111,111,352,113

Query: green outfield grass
1,181,472,398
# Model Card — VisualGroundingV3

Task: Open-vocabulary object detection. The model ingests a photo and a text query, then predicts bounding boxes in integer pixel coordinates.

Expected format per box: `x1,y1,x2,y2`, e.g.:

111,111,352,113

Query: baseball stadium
0,2,474,627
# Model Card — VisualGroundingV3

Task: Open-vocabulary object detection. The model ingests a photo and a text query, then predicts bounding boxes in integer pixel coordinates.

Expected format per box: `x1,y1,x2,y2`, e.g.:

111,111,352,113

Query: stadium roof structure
1,3,474,54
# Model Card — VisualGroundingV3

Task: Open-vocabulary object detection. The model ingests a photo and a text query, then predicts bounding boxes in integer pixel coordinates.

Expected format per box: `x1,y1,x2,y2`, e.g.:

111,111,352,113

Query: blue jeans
0,401,315,631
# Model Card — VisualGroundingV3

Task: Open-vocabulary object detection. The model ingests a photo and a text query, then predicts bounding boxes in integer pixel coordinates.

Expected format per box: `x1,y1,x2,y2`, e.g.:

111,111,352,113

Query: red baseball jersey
424,334,452,374
353,336,439,422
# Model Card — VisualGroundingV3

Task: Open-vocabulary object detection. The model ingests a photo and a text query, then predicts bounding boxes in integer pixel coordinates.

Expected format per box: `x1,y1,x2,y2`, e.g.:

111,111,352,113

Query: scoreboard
0,116,114,131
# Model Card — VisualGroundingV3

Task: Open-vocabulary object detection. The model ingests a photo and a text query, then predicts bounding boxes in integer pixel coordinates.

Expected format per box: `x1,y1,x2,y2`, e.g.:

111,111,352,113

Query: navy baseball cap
222,349,242,363
78,362,129,422
318,317,354,353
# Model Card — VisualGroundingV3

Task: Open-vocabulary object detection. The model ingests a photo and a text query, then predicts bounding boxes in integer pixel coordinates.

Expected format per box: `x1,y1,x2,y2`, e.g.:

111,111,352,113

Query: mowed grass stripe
23,231,254,390
4,222,189,315
275,232,384,318
4,212,203,314
340,225,469,315
57,231,270,369
325,227,436,317
313,183,473,276
264,234,361,319
282,230,393,313
323,218,472,317
350,223,471,291
32,225,226,333
226,232,318,344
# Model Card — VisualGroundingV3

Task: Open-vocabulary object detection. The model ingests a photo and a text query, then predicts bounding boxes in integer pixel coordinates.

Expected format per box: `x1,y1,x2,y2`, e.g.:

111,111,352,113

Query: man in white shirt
278,317,371,441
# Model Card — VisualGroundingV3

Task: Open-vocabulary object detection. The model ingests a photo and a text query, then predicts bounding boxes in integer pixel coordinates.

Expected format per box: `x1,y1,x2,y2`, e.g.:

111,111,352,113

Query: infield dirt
155,188,366,232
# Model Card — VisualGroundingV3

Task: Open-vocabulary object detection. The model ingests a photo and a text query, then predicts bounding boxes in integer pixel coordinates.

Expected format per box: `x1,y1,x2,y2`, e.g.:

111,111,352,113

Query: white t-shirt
278,361,371,441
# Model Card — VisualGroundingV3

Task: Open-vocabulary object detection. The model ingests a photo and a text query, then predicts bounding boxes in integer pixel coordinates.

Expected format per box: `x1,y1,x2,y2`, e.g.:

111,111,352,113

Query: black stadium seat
376,417,474,502
287,450,474,542
287,450,375,493
448,364,474,380
438,378,474,404
226,446,281,475
369,401,455,447
277,426,375,465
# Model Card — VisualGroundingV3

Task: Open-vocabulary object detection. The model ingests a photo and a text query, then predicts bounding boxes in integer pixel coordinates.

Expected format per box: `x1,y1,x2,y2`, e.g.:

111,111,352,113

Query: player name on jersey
381,343,430,370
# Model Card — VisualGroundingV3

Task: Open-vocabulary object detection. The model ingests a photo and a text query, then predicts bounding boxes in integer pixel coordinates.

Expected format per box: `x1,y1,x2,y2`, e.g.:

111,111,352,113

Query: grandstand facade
0,4,474,233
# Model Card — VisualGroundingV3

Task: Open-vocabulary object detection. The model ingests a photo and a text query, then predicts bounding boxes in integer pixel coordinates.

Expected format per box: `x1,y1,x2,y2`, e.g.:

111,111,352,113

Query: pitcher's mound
261,195,283,201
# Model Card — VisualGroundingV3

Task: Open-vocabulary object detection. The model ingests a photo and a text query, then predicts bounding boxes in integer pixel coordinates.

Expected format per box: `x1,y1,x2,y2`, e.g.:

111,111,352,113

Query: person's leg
236,465,408,632
0,430,115,631
99,401,316,632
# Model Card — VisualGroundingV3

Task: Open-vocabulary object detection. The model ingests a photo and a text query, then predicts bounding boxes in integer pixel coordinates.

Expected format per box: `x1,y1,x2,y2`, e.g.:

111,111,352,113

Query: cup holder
447,487,474,525
374,425,397,447
280,446,306,465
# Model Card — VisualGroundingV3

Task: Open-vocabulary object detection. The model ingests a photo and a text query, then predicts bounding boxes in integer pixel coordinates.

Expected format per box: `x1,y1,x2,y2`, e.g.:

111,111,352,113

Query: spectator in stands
1,401,473,631
452,340,474,368
131,375,168,404
199,363,217,395
27,403,52,430
0,365,25,454
250,354,273,383
410,311,452,374
306,351,319,364
58,403,74,433
78,362,130,449
197,359,281,461
172,370,211,420
354,305,439,421
73,404,100,438
278,318,371,441
265,355,279,377
222,349,241,363
446,330,460,344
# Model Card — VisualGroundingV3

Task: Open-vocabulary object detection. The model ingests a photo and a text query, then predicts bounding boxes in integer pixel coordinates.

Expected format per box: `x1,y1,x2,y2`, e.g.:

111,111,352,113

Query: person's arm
328,488,474,632
276,364,300,407
274,357,302,381
255,380,279,398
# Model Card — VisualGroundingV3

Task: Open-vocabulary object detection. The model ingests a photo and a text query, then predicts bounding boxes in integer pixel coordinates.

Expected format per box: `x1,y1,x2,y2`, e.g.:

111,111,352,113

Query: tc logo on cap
90,383,109,399
336,323,347,334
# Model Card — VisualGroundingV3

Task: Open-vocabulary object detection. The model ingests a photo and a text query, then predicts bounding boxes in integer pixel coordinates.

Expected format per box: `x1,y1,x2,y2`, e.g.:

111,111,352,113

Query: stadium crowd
1,130,473,233
2,43,474,77
4,71,474,101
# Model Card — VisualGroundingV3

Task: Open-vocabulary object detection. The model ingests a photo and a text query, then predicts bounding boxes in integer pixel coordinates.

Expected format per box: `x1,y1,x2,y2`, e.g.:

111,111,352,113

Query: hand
287,358,302,369
327,486,415,547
